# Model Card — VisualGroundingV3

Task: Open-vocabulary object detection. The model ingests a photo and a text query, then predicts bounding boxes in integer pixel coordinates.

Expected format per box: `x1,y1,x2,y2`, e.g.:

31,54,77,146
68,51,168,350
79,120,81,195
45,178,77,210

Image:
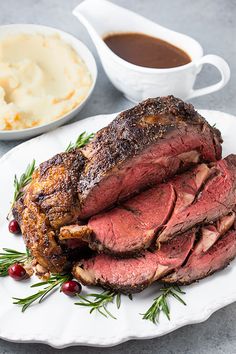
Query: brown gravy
103,33,191,69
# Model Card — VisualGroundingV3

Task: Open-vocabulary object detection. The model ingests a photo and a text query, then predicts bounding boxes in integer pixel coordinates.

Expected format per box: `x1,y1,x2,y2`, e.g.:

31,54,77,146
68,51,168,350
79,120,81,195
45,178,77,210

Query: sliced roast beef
162,227,236,285
158,155,236,243
59,164,207,255
73,164,208,255
62,156,236,257
72,229,196,294
78,96,222,218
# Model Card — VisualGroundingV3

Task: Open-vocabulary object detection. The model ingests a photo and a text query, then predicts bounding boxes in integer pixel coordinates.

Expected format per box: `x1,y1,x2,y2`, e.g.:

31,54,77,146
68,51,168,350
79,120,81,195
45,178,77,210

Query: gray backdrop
0,0,235,353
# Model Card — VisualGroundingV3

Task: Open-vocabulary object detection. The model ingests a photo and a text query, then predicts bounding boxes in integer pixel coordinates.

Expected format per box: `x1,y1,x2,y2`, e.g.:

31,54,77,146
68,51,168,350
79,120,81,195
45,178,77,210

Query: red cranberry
8,219,21,234
61,280,82,297
8,264,27,280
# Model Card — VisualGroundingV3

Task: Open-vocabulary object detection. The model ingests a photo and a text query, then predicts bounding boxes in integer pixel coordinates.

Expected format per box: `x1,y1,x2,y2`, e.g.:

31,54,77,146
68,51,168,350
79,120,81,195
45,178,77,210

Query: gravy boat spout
73,0,230,102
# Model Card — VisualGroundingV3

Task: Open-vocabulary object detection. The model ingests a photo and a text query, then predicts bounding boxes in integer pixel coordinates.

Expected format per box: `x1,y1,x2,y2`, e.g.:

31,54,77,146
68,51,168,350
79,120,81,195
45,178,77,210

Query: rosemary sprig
13,159,36,203
13,273,71,312
75,290,121,319
0,248,31,276
65,132,94,152
142,286,186,324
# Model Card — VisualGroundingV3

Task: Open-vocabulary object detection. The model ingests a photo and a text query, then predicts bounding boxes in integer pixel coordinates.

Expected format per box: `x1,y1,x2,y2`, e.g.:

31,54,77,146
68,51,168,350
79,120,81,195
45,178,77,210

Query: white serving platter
0,109,235,348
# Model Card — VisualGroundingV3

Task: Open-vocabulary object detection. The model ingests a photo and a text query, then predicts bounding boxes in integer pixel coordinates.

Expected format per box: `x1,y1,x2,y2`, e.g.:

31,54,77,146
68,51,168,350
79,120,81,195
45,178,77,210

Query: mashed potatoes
0,33,92,130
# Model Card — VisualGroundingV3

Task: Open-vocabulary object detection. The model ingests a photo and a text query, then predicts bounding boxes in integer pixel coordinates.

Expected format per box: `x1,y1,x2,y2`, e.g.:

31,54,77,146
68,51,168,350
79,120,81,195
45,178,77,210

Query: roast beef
163,213,236,285
63,156,236,257
13,96,222,272
72,229,196,294
78,96,222,218
73,213,236,292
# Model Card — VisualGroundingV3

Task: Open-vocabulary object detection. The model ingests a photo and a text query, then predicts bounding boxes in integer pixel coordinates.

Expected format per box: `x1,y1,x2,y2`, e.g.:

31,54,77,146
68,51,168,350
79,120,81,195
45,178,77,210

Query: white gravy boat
73,0,230,103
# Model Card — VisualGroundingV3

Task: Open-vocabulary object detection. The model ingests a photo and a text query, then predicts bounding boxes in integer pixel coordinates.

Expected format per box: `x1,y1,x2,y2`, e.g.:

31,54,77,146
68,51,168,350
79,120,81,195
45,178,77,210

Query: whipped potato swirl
0,33,92,130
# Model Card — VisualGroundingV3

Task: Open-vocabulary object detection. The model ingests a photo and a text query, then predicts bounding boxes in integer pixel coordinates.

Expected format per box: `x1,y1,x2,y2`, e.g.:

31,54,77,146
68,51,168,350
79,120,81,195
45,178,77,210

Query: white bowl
0,24,97,140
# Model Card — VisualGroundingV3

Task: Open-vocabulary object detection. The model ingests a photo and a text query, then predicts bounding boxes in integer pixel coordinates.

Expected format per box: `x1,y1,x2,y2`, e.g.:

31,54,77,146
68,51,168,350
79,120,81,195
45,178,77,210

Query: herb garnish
13,159,36,204
142,286,186,324
75,291,121,319
13,273,71,312
11,271,186,322
0,248,31,276
65,132,94,152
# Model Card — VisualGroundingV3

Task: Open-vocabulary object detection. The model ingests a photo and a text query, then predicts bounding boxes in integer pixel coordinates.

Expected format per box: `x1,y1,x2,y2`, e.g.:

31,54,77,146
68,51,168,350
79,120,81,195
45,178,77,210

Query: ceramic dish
0,24,97,141
0,109,235,348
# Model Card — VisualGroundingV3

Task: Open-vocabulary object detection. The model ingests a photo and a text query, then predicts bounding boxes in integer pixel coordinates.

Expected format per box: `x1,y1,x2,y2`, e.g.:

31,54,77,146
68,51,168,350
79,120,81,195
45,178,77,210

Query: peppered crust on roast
13,150,85,272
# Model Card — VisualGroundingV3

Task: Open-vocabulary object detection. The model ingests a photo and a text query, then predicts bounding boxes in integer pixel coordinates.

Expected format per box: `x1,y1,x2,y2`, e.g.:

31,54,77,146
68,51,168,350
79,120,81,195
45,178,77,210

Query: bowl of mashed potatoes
0,24,97,140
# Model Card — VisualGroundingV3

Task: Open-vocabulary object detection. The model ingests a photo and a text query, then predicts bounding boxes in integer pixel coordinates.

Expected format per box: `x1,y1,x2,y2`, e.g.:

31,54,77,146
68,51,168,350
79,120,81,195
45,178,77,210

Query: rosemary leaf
116,293,121,309
65,132,94,152
31,280,56,287
170,291,186,305
142,286,186,324
97,308,107,318
104,306,117,320
174,285,186,294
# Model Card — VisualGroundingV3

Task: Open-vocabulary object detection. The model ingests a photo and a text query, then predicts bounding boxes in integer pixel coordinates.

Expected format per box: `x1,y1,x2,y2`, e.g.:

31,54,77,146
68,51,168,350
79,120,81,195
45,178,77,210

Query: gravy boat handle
186,55,230,99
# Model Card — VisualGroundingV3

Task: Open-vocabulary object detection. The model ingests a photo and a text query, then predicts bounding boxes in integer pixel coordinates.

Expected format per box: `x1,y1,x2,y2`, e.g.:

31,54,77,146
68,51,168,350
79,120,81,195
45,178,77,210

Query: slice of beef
86,183,176,255
158,155,236,243
162,213,236,285
72,229,196,294
78,96,222,218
